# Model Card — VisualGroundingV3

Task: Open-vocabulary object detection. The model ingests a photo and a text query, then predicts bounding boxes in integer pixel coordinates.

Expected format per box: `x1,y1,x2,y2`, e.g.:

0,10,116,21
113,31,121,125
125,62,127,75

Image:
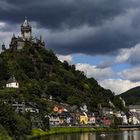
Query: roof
7,76,18,83
25,102,39,108
22,17,31,27
17,37,24,42
129,105,140,109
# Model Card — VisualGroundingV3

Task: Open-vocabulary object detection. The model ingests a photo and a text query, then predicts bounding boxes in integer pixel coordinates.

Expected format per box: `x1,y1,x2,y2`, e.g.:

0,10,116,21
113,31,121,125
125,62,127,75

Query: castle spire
21,17,32,40
23,16,29,27
12,33,16,38
40,35,42,42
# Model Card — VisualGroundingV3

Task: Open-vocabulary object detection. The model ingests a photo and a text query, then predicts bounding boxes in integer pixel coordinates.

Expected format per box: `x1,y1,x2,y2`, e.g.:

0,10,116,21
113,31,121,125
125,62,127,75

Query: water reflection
123,131,140,140
36,131,140,140
80,133,96,140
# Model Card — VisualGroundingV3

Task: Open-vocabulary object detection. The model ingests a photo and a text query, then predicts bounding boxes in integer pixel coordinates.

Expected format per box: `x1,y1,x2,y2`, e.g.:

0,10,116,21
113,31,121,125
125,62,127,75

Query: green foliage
0,102,31,139
0,124,12,140
67,95,82,106
120,86,140,105
0,57,9,81
0,46,123,109
0,46,124,139
31,127,119,138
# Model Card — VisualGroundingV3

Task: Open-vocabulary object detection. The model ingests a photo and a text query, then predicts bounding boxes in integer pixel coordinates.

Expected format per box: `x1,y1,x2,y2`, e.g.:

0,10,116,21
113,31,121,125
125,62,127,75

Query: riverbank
29,126,120,139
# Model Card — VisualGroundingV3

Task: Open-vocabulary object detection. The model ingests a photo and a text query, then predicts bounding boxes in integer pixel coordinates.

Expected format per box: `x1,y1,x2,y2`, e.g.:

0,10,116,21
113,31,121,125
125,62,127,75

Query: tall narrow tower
2,43,6,51
21,17,32,40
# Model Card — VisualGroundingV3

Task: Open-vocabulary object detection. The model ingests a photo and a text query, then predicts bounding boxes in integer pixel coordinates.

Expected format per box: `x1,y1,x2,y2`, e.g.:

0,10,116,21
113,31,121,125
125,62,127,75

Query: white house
122,115,128,124
6,76,19,88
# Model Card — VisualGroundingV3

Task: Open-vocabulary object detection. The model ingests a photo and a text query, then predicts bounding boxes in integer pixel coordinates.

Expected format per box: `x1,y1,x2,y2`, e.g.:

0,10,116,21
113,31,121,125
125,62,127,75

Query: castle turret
2,43,6,52
12,33,16,39
39,35,45,47
21,17,32,40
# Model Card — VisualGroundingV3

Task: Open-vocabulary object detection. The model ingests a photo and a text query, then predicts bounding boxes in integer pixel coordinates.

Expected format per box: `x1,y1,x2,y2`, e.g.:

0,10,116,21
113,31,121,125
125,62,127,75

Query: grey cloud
1,0,140,55
0,1,17,11
116,43,140,65
47,8,140,55
96,61,113,69
100,79,140,95
1,0,138,28
119,67,140,82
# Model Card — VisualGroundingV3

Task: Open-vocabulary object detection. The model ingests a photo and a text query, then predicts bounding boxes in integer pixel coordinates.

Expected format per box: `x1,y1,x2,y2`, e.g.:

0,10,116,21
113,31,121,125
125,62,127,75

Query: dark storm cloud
1,0,140,55
47,8,140,55
1,0,137,28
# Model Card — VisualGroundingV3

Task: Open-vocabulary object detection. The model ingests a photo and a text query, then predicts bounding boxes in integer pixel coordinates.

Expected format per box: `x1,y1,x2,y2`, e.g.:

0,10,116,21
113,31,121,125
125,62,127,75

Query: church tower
21,17,32,40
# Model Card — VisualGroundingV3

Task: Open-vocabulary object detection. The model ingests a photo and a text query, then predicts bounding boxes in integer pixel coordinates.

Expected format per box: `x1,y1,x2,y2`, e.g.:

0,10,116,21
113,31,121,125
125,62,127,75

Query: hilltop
120,86,140,105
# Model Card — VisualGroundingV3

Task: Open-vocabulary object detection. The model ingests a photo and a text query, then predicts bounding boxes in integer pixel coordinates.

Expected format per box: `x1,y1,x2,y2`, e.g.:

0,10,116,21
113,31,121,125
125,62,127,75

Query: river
34,130,140,140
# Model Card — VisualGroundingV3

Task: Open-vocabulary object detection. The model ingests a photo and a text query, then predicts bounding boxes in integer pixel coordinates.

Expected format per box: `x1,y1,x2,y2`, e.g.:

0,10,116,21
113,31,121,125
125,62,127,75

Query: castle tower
21,17,32,40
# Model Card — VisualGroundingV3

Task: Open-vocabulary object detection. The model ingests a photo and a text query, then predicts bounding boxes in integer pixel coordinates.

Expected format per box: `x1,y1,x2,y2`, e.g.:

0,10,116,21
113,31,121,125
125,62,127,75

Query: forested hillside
120,86,140,105
0,45,124,139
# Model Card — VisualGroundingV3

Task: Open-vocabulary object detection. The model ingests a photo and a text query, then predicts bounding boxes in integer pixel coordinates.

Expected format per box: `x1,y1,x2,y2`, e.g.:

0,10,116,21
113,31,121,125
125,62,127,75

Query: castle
2,17,45,51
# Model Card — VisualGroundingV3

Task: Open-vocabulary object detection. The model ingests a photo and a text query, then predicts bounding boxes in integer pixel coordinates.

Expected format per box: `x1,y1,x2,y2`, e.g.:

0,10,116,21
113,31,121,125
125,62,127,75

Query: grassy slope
30,127,119,139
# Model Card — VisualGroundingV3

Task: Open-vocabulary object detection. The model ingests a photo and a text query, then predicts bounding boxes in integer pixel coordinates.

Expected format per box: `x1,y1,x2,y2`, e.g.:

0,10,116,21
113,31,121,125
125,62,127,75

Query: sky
0,0,140,94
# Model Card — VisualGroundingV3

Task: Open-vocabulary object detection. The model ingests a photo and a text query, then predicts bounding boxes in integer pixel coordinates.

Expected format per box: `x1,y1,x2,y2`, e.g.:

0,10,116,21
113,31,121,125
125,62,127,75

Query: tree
0,102,31,139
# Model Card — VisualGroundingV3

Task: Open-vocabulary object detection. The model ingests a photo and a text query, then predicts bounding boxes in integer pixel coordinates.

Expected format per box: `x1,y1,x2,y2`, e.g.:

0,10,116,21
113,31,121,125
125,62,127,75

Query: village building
12,101,39,114
80,112,88,125
12,101,25,114
25,102,39,113
122,114,128,124
79,112,96,125
101,116,112,126
127,105,140,124
129,105,140,114
6,76,19,88
87,112,96,125
80,103,88,112
49,111,73,126
102,107,113,116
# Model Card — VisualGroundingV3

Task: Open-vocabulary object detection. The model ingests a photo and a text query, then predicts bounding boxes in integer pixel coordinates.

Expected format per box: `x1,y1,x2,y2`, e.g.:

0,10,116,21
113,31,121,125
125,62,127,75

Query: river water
35,131,140,140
